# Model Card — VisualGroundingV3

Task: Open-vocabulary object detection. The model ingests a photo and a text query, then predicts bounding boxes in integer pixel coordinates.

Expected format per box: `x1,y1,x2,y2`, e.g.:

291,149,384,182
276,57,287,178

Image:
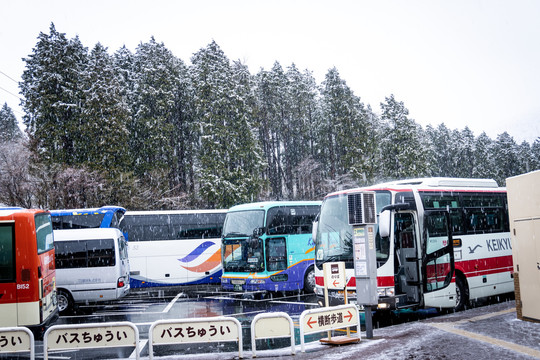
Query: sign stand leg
365,306,373,339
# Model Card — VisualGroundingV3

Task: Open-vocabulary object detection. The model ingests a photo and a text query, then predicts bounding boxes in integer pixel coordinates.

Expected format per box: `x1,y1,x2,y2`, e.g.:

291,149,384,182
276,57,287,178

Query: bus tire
455,275,469,311
303,266,315,293
57,289,73,314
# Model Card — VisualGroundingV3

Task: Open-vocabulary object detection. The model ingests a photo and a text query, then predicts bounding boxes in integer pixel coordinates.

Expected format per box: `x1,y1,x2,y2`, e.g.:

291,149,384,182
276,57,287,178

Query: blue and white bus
221,201,321,293
50,206,126,236
123,210,227,288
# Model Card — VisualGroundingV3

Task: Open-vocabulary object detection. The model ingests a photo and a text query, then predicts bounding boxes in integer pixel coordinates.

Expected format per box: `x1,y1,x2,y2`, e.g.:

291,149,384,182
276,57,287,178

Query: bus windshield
223,210,265,237
222,210,265,272
222,237,265,273
315,191,391,268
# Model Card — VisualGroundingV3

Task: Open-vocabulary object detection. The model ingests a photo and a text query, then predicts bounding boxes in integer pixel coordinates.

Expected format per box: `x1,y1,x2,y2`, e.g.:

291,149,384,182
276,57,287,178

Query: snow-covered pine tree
0,103,22,143
20,23,88,166
189,41,264,208
379,94,428,180
80,43,130,174
130,37,179,189
472,132,496,180
493,132,520,186
320,68,376,187
253,63,288,199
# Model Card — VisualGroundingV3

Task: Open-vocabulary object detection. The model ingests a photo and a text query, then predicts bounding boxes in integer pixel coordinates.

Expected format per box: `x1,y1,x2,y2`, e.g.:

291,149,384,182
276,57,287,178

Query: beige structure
507,170,540,322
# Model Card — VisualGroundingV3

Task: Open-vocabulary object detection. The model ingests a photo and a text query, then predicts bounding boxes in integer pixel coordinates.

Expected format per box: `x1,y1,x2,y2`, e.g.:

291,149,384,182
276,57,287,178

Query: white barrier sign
44,322,139,360
149,316,243,359
151,318,239,344
299,304,361,352
0,327,34,360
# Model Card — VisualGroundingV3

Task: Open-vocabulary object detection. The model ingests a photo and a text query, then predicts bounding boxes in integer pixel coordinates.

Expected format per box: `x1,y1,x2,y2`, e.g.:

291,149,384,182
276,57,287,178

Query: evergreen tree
454,127,476,178
319,67,375,186
531,138,540,171
190,41,264,208
493,132,520,185
20,23,88,166
254,63,288,199
130,37,179,188
0,103,22,143
425,123,453,176
472,132,495,180
515,141,533,175
379,94,428,180
287,66,324,198
80,43,130,174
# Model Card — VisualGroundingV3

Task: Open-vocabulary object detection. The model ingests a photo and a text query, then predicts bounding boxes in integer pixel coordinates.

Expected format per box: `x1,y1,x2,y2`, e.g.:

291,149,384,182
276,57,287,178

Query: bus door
421,210,456,308
393,211,422,306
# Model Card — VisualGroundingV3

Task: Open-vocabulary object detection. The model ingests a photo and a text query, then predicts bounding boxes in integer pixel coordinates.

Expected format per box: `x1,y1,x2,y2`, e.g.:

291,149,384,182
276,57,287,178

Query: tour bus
123,209,227,287
314,178,512,311
50,206,126,236
0,208,58,336
221,201,321,293
53,228,130,313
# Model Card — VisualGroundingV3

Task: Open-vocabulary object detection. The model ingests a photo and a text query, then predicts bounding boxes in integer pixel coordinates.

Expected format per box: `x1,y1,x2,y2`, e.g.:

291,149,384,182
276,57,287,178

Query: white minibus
54,228,130,313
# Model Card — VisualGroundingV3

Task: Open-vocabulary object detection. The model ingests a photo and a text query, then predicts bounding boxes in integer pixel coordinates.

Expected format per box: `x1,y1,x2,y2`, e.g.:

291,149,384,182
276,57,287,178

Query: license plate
231,279,246,285
234,285,243,291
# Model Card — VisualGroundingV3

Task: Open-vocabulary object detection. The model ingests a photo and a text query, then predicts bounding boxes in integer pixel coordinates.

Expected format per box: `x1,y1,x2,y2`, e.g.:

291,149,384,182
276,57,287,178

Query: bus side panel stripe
179,248,222,273
178,241,216,263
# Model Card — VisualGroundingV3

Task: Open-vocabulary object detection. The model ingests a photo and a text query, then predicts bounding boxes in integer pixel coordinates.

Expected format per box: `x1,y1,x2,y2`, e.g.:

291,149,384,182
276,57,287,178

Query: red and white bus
314,178,513,311
0,208,58,335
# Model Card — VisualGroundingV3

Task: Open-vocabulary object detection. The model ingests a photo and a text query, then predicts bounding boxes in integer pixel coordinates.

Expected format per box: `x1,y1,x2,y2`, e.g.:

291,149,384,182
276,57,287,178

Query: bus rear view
0,208,58,337
53,228,130,313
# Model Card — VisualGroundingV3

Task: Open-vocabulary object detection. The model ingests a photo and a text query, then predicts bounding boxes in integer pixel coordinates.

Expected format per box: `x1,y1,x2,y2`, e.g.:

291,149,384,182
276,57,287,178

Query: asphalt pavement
166,299,540,360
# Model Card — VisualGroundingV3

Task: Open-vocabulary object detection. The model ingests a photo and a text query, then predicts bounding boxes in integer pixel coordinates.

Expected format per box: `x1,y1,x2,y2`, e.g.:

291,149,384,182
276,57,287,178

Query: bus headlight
377,287,395,297
270,274,288,282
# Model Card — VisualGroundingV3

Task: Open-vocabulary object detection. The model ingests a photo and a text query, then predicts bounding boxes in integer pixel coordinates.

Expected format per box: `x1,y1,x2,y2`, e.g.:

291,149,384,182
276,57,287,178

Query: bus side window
267,208,287,235
0,224,15,281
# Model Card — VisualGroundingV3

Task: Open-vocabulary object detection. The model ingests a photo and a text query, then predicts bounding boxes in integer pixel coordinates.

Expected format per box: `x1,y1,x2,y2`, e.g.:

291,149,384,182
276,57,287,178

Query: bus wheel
304,267,315,293
455,275,469,311
57,290,73,314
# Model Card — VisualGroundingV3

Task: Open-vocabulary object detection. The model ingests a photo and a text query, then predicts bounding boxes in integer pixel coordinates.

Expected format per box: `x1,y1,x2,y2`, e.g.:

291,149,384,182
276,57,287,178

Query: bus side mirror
379,210,391,237
312,220,318,243
253,227,265,238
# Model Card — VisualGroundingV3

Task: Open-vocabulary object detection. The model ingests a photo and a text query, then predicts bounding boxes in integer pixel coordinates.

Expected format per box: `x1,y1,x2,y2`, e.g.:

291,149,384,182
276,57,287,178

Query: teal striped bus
221,201,321,293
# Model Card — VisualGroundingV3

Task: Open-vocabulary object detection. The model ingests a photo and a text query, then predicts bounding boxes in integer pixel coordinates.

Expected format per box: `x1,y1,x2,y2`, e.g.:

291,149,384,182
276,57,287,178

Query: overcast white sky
1,0,539,143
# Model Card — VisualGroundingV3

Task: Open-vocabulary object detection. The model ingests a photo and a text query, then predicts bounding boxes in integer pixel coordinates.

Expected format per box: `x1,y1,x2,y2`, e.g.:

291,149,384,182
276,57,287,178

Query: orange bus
0,208,58,336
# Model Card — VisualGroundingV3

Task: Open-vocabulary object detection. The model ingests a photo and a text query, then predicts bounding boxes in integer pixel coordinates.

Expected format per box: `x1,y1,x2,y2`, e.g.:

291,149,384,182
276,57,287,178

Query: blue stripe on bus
177,241,216,263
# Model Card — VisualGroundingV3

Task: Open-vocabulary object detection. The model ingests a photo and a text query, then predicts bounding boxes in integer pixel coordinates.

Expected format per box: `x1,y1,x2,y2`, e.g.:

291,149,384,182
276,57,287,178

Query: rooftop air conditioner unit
347,191,376,225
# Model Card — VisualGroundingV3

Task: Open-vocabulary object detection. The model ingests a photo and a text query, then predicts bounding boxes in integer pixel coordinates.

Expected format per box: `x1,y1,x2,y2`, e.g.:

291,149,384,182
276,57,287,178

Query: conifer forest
1,23,539,210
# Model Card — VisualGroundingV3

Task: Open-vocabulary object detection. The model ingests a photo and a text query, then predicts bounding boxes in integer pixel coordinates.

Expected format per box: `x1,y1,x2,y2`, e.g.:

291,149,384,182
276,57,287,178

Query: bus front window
222,237,264,272
315,191,392,269
222,210,265,273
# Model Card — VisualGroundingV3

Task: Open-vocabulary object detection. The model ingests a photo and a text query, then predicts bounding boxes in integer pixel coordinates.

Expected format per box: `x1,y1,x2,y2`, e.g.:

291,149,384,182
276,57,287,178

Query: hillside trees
11,23,539,209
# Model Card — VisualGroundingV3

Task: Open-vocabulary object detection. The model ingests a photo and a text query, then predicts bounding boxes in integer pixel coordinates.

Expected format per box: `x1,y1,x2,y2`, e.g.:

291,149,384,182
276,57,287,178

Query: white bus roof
53,228,123,241
326,177,502,198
